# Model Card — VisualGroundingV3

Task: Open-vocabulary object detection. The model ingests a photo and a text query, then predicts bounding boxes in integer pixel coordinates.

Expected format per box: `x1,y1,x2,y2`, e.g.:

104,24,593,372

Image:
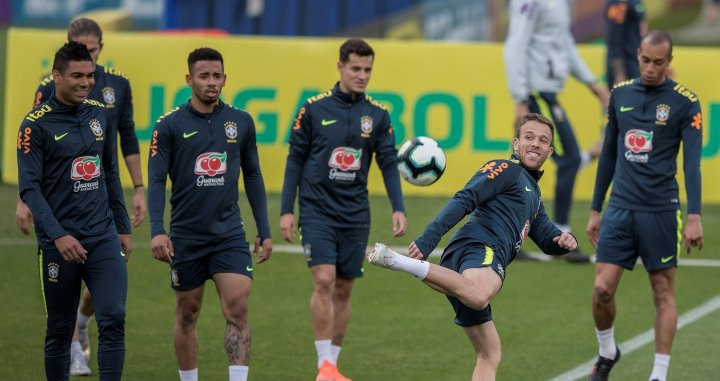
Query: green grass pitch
1,184,718,380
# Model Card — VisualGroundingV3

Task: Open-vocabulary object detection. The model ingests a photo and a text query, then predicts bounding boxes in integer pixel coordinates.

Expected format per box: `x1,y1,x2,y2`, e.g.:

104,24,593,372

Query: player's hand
513,102,530,129
254,237,273,264
131,186,146,227
553,232,578,251
408,241,427,260
683,214,703,254
151,234,174,263
16,199,34,235
54,235,87,263
586,210,602,248
392,211,407,238
119,233,132,262
279,213,297,242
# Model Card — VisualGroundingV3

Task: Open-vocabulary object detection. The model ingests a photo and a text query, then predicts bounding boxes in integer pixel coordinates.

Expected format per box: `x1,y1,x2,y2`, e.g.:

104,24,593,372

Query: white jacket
503,0,596,103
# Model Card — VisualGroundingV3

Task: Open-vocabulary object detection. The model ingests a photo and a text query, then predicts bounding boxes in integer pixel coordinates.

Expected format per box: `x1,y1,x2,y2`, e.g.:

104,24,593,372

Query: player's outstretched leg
367,243,429,279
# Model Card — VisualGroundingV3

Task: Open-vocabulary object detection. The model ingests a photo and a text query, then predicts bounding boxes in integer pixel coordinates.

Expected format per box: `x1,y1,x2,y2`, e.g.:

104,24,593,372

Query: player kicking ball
369,113,578,381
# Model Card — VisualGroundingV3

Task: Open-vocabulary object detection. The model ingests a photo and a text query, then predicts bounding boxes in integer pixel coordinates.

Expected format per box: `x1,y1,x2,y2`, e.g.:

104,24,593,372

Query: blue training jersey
414,156,569,259
147,100,271,241
17,96,131,245
280,83,405,227
34,64,139,160
592,78,703,214
605,0,645,85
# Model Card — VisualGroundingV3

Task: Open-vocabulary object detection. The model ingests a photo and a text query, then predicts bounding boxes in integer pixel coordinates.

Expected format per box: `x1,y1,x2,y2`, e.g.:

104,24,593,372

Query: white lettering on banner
74,180,99,193
196,176,225,187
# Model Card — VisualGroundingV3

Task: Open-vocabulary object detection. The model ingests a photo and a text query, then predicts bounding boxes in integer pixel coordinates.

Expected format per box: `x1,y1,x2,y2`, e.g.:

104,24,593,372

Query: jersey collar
511,153,544,181
332,82,365,104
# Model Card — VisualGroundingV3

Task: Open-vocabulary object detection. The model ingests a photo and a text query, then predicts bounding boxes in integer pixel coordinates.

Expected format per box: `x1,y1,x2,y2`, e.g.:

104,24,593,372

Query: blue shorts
440,242,509,327
597,207,682,272
300,224,369,279
170,234,252,291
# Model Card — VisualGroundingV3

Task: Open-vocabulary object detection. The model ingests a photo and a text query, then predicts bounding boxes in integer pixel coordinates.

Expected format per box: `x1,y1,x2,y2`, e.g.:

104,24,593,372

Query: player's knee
313,274,336,295
223,298,249,322
465,292,491,311
476,348,501,369
592,282,615,305
176,301,201,327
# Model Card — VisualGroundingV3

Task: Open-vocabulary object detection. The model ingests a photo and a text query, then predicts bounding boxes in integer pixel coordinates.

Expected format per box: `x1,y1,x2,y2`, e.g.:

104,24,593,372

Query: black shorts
440,242,509,327
169,234,252,291
596,207,682,272
300,223,369,279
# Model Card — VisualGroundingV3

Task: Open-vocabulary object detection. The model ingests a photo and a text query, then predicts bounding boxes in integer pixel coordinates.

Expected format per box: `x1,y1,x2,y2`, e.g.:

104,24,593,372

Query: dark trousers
527,92,581,226
39,235,127,381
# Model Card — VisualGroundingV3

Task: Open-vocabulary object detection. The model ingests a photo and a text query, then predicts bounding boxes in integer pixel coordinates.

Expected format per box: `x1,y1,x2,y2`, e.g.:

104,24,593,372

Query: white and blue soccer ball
397,136,446,186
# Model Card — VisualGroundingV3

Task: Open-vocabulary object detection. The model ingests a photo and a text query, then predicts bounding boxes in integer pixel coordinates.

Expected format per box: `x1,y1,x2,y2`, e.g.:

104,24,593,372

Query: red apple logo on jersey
71,155,101,181
624,129,653,153
194,152,227,176
328,147,362,171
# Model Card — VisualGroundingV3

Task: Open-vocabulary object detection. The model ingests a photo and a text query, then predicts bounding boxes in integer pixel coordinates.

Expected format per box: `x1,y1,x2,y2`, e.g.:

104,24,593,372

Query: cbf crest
89,119,104,140
48,262,60,282
655,104,670,125
224,121,238,143
360,115,373,138
102,87,115,107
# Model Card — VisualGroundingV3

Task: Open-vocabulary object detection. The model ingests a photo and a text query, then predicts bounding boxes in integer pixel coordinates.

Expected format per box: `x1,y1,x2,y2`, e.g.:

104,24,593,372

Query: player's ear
185,73,191,85
512,138,519,153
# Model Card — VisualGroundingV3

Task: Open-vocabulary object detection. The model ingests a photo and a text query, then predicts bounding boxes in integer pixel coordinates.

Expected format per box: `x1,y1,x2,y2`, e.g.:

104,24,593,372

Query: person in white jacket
504,0,609,263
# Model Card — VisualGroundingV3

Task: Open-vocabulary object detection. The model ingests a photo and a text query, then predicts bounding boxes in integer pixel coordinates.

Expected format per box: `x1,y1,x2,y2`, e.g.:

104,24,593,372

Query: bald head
641,30,673,59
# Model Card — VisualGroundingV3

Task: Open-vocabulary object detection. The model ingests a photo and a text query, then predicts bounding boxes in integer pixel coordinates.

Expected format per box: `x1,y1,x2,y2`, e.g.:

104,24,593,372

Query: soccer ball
397,136,446,186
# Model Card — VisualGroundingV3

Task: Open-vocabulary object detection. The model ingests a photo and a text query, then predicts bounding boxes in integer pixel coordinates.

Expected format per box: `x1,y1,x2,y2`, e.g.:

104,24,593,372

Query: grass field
1,183,719,380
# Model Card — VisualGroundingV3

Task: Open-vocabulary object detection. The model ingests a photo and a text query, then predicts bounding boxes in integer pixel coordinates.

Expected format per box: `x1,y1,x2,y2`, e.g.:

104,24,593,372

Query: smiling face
337,53,373,96
53,60,95,105
513,120,554,170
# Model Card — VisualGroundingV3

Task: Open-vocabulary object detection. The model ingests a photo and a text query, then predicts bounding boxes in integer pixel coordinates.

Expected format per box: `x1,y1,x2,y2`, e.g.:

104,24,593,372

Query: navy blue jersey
17,96,131,245
281,83,404,227
414,156,569,259
34,64,139,159
605,0,645,85
147,100,271,241
592,78,702,214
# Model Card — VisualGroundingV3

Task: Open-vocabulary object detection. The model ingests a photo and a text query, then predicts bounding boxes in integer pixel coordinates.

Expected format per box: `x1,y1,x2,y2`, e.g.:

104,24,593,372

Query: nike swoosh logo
120,251,125,257
660,255,674,263
183,131,199,138
525,186,532,192
54,132,69,141
321,119,337,126
246,265,253,272
620,106,634,112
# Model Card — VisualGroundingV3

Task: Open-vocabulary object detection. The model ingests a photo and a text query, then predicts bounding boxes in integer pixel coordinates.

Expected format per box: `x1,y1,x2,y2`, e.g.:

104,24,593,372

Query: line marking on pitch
547,294,720,381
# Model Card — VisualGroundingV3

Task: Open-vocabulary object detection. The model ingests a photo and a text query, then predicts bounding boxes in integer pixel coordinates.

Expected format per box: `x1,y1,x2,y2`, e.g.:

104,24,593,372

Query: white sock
315,339,333,367
649,353,670,381
556,224,571,233
331,345,341,364
386,250,430,280
76,310,92,331
179,368,198,381
595,326,617,359
229,365,249,381
70,341,83,356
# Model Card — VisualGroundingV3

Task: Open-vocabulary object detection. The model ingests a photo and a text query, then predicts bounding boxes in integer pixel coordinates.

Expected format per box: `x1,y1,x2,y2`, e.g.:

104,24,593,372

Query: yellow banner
4,28,720,203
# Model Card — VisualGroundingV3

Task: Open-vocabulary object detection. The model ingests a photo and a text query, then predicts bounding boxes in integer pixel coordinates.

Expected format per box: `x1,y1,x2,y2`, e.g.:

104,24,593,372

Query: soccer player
147,47,272,381
15,17,145,376
586,30,703,381
369,113,578,381
279,38,407,381
17,40,132,381
504,0,610,262
605,0,647,87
